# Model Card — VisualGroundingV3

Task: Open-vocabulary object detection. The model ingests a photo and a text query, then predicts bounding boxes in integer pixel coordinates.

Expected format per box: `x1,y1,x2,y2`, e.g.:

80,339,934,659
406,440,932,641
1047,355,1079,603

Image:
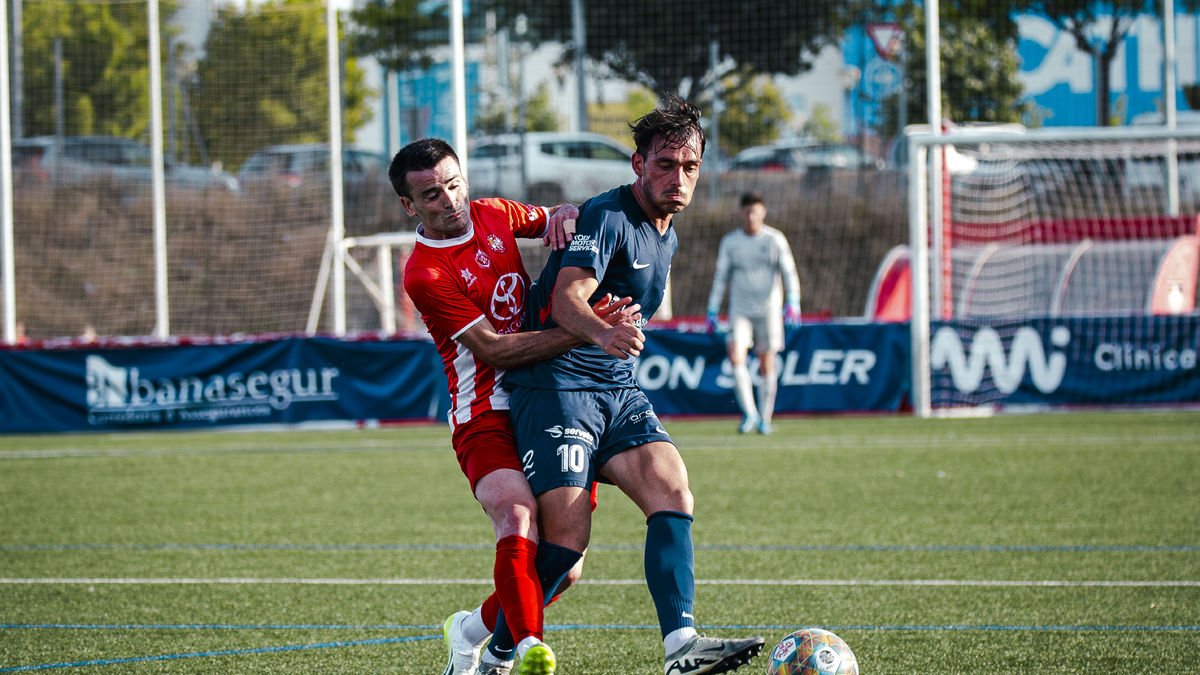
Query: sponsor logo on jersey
568,234,599,254
527,206,540,222
490,272,525,323
460,268,477,287
931,325,1069,394
487,233,506,252
474,249,492,268
631,258,651,270
543,425,596,447
629,409,658,423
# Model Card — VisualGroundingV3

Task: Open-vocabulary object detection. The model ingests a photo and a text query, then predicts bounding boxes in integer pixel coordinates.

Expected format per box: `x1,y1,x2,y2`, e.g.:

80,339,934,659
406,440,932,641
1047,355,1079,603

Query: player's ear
398,195,417,218
631,151,645,178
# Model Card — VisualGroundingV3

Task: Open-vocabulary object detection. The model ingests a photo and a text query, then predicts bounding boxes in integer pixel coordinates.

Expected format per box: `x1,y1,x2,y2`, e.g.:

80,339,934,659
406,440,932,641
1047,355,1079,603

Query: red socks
489,535,543,641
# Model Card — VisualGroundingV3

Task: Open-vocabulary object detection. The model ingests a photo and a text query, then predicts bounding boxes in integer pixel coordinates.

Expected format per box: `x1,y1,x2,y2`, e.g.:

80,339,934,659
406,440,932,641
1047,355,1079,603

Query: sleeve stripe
450,314,487,341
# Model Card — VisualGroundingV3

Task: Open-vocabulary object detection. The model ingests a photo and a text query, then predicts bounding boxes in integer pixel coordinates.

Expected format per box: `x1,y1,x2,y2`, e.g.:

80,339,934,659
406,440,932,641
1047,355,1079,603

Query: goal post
307,231,561,337
907,126,1200,417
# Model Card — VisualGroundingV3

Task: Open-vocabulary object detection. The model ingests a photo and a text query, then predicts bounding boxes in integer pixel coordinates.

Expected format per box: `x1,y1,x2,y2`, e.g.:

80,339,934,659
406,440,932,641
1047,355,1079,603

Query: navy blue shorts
509,387,673,497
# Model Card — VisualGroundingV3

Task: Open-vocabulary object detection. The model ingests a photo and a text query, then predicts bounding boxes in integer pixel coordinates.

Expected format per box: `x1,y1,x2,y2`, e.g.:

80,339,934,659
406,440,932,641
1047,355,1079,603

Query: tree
879,4,1030,137
18,0,182,138
190,0,374,171
508,0,850,98
711,71,793,155
475,82,563,133
803,104,842,143
347,0,447,73
1027,1,1153,126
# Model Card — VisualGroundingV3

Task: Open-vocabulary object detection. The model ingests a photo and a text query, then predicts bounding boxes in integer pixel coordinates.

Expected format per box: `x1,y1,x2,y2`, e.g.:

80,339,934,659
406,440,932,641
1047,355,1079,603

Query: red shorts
451,411,599,511
451,411,523,493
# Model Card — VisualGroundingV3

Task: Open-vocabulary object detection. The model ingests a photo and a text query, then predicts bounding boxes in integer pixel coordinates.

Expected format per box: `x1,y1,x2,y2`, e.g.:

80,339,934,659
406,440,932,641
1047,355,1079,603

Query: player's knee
484,493,538,539
669,485,695,514
559,554,586,592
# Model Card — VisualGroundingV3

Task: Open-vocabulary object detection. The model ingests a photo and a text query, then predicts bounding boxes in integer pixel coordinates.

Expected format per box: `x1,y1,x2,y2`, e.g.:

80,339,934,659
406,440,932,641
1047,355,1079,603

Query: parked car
467,131,636,204
13,135,238,193
727,140,884,173
236,143,393,224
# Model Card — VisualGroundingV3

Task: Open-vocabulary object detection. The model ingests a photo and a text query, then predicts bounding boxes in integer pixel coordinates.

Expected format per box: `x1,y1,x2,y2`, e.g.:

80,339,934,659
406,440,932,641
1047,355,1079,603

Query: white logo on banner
84,355,340,426
931,326,1069,394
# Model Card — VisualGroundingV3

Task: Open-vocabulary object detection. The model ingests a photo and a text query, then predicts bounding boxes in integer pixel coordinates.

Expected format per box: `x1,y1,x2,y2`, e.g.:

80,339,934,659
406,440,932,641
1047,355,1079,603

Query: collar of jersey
416,222,475,248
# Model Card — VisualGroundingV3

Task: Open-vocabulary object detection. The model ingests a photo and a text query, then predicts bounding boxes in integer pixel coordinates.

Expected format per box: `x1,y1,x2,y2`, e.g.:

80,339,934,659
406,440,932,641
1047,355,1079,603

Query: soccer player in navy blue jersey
503,95,765,675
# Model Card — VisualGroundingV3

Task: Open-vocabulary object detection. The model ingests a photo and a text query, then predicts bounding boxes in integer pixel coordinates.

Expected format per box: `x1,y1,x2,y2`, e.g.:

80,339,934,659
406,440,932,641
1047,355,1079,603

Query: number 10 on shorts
558,443,586,473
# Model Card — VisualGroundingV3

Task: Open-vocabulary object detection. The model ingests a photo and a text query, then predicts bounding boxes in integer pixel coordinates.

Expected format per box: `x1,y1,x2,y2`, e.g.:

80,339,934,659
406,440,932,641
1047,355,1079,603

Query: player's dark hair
740,192,765,208
389,138,460,198
629,94,706,158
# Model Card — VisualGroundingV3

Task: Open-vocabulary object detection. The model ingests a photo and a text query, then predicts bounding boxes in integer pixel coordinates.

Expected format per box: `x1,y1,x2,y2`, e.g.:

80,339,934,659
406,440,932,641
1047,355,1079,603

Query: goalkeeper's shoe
664,635,765,675
441,610,483,675
517,641,556,675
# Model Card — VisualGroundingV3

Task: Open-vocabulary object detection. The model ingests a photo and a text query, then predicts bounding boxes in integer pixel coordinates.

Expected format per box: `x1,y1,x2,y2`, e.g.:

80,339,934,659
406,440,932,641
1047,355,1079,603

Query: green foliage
488,0,849,98
879,8,1029,137
190,0,375,171
17,0,181,139
803,103,842,143
710,72,793,155
474,82,562,134
347,0,447,72
1027,0,1156,126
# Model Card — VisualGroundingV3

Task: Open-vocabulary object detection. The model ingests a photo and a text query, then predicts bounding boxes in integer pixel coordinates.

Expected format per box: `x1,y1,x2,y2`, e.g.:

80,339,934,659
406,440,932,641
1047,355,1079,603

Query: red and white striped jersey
403,198,549,428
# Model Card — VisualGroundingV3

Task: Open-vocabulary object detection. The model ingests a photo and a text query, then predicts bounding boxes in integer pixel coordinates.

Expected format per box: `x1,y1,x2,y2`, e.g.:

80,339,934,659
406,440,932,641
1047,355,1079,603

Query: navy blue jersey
505,185,678,390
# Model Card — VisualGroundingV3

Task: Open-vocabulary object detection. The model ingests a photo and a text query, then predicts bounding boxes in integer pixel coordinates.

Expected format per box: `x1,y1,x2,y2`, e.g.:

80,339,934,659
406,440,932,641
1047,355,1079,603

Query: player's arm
550,267,645,360
457,294,640,369
778,235,802,321
705,238,731,328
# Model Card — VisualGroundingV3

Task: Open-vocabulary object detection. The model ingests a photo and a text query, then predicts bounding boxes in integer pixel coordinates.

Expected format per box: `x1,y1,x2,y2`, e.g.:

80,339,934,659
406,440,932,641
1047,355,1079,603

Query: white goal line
1,577,1196,588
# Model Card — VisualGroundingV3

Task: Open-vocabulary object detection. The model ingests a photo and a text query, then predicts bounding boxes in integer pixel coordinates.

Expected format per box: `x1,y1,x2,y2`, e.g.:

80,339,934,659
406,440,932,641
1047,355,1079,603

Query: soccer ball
765,628,858,675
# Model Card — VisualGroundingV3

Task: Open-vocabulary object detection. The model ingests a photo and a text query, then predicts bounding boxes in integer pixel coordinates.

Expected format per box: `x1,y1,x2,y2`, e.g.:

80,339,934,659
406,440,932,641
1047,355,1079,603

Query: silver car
13,135,238,193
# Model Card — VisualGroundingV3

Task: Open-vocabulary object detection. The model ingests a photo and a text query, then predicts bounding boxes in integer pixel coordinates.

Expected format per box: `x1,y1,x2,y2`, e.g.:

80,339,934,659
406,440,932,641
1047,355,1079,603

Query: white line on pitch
1,578,1197,588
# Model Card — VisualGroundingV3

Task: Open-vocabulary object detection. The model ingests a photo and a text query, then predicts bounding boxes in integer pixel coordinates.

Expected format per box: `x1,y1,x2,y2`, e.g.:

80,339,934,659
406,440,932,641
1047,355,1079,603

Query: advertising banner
3,317,1195,433
930,316,1200,408
637,323,911,416
0,337,448,434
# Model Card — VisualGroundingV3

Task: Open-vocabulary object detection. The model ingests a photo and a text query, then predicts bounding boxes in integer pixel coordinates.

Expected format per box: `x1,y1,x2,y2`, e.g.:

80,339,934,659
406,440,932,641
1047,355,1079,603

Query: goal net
907,127,1200,416
309,232,560,336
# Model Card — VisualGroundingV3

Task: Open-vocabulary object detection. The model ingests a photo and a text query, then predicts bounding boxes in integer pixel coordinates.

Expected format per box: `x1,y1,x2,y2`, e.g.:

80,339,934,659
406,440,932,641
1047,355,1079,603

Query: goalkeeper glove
783,303,802,327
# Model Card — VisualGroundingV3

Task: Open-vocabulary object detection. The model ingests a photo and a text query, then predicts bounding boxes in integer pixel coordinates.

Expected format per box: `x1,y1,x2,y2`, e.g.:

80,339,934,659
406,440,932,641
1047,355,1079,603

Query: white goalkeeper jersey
707,225,801,319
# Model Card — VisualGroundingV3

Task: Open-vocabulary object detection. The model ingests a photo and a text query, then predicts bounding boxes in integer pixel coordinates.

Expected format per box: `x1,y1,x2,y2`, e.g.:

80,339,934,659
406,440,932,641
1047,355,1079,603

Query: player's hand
784,303,802,327
592,294,642,327
705,310,720,333
597,322,645,360
544,204,580,250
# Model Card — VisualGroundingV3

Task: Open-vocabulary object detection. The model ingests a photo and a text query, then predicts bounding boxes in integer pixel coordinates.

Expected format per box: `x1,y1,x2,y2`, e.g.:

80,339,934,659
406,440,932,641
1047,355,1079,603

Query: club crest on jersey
486,233,506,253
460,268,477,287
475,249,492,268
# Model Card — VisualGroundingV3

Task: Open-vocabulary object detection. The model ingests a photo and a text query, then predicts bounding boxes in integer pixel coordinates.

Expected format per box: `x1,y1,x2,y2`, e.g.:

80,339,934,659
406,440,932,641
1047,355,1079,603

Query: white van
467,131,635,204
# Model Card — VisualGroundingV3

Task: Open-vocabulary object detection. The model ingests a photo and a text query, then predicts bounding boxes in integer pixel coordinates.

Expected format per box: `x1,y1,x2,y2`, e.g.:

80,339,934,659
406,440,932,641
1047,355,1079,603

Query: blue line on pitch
0,634,437,673
3,542,1198,553
4,622,1199,633
4,624,1199,671
0,623,434,631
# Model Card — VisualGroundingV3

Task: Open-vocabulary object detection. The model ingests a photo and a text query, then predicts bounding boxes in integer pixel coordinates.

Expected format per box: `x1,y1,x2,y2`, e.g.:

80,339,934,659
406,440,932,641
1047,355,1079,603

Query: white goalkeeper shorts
727,313,783,355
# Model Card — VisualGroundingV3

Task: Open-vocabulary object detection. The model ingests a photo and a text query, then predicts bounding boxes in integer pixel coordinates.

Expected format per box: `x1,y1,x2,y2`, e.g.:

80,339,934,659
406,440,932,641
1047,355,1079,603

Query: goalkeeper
705,192,802,435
